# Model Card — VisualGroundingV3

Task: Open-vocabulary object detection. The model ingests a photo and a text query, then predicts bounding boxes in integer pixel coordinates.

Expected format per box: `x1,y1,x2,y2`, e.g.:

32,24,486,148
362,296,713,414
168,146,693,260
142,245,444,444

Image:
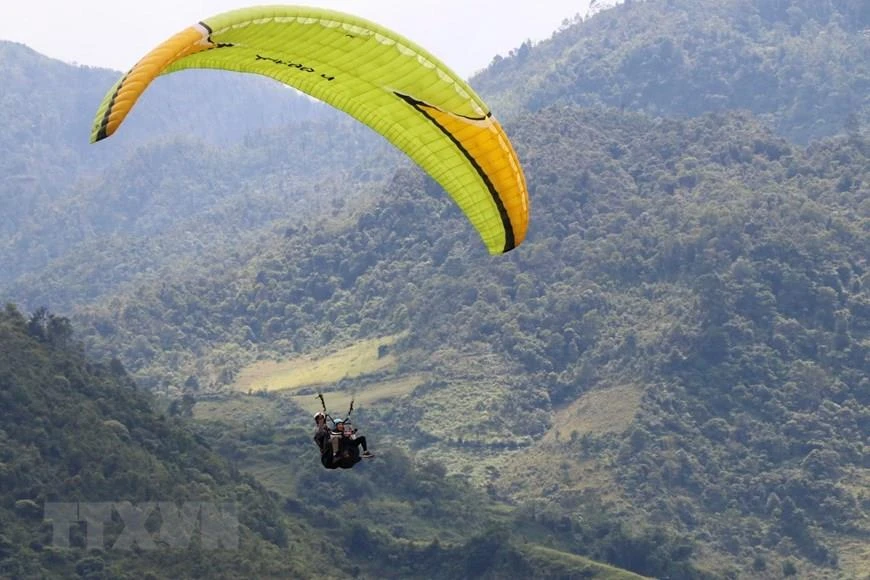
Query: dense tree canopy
475,0,869,144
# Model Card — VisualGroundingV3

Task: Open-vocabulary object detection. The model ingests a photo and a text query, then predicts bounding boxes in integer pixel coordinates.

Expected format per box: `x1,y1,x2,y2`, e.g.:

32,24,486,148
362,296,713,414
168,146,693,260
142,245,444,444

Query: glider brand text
255,54,336,81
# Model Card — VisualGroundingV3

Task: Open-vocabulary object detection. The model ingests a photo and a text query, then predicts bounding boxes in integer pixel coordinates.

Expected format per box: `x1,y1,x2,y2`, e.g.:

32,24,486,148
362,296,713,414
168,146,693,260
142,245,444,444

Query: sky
0,0,593,79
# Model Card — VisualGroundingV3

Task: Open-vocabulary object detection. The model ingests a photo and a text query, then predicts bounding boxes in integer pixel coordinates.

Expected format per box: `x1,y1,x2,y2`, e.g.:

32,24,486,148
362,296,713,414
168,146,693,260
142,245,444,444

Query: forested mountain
61,105,869,577
474,0,869,143
0,41,400,297
2,0,869,578
2,124,398,308
0,304,321,578
0,305,650,579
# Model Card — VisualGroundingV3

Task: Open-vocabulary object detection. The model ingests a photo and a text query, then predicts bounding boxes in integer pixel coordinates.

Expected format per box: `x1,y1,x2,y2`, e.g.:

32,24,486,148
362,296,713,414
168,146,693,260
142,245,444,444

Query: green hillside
0,305,321,578
2,125,398,310
474,0,869,143
0,305,652,578
61,106,869,577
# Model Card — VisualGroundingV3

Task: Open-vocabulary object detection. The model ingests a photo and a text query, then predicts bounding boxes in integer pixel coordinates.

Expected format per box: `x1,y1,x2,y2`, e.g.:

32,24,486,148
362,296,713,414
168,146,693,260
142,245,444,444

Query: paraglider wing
90,5,528,254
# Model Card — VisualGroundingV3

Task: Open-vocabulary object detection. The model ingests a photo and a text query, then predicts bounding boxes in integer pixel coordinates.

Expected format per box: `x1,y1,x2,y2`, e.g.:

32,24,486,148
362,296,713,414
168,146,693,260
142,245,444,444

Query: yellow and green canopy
91,5,528,254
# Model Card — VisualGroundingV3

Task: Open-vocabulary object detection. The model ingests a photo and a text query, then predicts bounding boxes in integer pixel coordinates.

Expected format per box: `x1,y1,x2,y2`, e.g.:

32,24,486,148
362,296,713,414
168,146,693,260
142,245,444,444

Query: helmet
314,411,325,422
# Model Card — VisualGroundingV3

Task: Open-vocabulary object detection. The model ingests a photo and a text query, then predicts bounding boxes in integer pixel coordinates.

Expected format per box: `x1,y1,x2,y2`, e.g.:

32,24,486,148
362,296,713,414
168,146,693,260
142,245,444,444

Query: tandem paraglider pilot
313,406,374,470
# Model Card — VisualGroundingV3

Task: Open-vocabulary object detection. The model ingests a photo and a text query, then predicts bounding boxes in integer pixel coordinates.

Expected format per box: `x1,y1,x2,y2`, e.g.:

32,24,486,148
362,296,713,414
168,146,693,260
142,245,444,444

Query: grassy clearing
231,333,405,393
239,458,305,497
833,467,870,578
472,386,644,504
193,395,283,424
544,384,643,442
377,381,641,496
493,444,622,503
521,544,651,579
835,538,870,580
407,377,513,440
289,374,427,414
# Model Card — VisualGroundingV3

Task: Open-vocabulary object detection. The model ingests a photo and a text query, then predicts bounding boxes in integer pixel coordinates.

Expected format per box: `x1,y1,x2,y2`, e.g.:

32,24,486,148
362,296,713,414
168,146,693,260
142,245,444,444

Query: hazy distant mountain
0,40,400,294
0,40,334,156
